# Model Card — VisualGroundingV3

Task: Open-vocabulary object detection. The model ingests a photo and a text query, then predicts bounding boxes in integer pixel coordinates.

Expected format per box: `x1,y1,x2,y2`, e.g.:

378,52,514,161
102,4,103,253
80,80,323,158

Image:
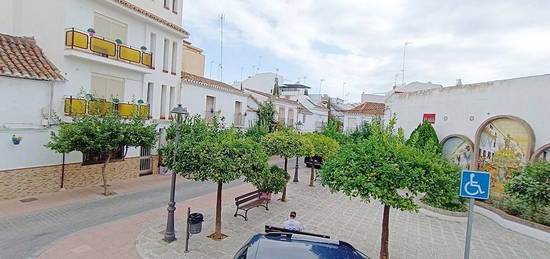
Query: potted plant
112,97,120,104
248,165,290,201
12,135,22,145
115,39,122,44
137,99,144,105
140,46,147,51
87,28,95,37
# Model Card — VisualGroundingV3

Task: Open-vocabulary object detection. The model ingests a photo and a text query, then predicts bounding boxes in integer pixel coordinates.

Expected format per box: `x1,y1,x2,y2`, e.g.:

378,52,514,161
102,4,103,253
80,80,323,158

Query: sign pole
464,198,475,259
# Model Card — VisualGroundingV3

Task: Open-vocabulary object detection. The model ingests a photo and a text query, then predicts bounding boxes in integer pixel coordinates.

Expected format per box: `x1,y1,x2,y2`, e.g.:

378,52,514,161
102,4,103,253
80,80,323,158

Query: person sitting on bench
283,211,304,232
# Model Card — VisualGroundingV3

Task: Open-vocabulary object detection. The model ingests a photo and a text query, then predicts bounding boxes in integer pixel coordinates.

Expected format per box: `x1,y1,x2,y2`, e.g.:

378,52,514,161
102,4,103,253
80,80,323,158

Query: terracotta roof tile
182,72,245,95
111,0,189,36
0,33,64,81
346,102,385,115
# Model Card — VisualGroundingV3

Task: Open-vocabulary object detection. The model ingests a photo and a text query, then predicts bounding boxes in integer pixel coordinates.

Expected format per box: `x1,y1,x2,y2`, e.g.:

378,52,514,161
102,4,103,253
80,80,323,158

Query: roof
241,233,367,259
297,103,314,115
182,72,246,95
281,83,311,89
345,102,385,115
245,88,300,105
0,33,64,81
111,0,189,36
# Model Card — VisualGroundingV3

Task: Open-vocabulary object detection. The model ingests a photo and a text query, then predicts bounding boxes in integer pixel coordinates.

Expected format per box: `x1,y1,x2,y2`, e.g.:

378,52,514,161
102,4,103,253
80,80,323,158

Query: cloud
183,0,550,101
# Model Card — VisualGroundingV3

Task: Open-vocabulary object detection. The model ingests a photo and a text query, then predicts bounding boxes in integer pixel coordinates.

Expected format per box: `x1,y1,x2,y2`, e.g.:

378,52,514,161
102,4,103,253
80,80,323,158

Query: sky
182,0,550,102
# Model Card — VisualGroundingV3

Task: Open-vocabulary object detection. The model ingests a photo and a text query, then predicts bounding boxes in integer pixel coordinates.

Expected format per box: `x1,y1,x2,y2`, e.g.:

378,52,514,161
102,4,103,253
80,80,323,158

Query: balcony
234,113,245,127
64,96,150,118
65,28,153,70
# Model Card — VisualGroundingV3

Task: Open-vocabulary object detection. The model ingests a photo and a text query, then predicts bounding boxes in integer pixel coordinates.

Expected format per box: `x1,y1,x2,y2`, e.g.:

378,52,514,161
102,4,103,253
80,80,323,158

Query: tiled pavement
136,170,550,259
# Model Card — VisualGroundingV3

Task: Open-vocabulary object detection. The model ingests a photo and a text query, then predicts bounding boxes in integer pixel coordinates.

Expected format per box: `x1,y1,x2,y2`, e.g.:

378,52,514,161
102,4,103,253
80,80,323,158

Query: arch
440,134,475,169
531,143,550,163
473,115,535,194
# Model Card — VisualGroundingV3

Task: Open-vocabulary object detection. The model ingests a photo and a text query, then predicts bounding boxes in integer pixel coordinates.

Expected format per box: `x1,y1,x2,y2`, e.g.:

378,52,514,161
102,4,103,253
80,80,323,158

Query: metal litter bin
188,213,203,234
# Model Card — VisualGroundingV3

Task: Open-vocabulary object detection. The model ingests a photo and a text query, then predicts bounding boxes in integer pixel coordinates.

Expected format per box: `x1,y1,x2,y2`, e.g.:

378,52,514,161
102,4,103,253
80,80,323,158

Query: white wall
343,113,375,132
238,73,284,94
181,82,248,127
385,74,550,151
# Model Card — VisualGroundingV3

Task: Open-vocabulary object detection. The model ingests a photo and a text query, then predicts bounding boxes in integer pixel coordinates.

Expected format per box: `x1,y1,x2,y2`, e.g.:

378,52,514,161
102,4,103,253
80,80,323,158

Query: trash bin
188,213,203,234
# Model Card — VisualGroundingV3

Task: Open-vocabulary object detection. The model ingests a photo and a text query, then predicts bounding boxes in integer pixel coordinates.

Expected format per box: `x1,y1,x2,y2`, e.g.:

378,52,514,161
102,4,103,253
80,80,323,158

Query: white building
0,0,189,200
181,72,248,128
342,102,385,132
385,74,550,181
244,88,300,127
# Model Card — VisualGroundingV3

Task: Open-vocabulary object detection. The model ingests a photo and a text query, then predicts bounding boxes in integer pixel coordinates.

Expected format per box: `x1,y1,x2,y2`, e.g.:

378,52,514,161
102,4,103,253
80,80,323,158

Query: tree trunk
101,153,112,196
208,181,227,240
379,205,390,259
309,167,315,187
281,158,288,201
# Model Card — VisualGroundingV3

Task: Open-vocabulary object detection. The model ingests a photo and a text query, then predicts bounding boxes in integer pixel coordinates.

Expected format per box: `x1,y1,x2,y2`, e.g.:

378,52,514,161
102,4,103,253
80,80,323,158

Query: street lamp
164,104,188,243
293,121,304,183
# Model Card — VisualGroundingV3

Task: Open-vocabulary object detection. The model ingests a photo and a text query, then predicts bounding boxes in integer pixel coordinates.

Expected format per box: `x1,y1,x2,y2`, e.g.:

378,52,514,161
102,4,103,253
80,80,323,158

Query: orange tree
162,115,268,240
46,113,157,195
302,133,339,187
261,130,303,201
320,119,450,259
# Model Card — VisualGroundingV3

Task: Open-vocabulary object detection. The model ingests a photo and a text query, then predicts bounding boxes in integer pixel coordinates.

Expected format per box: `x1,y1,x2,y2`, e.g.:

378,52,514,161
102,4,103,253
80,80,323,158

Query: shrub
406,121,441,153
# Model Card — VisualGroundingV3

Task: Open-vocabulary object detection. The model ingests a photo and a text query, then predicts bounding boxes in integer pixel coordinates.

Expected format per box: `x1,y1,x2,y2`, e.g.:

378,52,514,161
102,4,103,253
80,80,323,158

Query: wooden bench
234,190,269,221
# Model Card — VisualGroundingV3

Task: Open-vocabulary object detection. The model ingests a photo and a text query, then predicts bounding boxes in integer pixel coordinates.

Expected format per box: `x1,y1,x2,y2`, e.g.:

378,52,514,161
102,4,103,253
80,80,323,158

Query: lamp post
293,121,303,183
163,104,188,243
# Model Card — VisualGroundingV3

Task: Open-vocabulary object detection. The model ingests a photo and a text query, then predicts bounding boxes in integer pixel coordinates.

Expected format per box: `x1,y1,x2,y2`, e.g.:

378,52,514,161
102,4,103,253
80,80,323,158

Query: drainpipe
49,81,54,125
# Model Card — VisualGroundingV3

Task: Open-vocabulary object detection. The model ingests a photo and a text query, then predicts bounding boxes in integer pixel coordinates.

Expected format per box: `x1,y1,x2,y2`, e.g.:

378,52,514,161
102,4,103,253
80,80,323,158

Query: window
160,85,167,119
150,33,156,67
82,147,124,165
91,73,124,100
172,0,178,13
168,86,175,119
205,96,216,122
303,114,306,123
146,82,154,106
348,117,357,130
163,39,169,72
287,108,294,125
171,41,177,74
164,0,170,9
278,107,285,123
94,13,127,43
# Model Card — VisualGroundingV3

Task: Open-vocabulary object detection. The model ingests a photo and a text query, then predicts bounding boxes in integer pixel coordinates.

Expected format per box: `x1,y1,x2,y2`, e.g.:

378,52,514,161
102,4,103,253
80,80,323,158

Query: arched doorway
474,116,535,195
440,134,474,170
531,143,550,163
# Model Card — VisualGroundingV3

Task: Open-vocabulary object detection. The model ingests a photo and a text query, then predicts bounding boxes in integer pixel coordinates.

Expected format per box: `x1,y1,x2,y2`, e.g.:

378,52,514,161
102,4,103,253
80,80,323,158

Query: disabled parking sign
459,170,490,200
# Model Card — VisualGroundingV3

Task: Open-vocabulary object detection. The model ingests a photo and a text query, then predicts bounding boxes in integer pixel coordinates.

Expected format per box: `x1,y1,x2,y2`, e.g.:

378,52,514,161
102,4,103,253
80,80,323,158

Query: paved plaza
136,170,550,259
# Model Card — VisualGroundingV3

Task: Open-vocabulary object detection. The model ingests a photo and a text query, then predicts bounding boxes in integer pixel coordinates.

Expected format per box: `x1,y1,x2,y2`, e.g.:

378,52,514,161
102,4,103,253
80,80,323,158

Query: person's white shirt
283,219,304,232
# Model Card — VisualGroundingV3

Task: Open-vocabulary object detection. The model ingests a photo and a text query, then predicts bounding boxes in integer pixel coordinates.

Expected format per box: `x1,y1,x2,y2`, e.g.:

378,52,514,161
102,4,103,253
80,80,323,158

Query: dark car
234,226,369,259
304,156,323,169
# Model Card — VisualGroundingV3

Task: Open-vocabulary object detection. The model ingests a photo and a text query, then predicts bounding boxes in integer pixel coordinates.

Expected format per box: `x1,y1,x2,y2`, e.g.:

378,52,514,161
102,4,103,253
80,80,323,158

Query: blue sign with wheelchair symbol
460,170,491,199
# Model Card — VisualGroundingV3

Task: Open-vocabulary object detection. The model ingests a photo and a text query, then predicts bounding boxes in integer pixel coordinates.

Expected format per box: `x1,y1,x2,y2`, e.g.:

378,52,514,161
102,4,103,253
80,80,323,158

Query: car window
234,246,248,259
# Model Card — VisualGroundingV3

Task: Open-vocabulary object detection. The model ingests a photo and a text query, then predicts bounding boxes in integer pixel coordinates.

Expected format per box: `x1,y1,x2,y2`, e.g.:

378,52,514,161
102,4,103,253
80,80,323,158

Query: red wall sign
423,113,436,124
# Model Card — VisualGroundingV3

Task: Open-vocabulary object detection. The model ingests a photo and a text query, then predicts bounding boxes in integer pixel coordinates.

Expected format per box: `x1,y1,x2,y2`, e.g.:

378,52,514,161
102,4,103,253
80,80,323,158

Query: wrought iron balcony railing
65,28,153,69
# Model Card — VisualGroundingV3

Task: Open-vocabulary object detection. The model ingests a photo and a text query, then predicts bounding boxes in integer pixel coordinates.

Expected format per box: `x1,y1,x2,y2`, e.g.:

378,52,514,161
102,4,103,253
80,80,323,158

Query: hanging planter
87,28,95,37
137,99,144,105
115,39,122,44
140,46,147,51
112,97,120,104
12,135,22,145
85,93,94,101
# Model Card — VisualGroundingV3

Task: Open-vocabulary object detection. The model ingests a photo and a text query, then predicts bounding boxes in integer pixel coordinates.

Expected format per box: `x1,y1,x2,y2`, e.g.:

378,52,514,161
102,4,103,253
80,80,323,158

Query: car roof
247,233,367,259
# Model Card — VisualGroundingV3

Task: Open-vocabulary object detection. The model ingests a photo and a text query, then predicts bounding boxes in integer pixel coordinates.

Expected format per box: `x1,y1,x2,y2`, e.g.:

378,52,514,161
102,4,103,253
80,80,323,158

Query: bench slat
239,200,266,210
235,190,260,201
235,193,261,206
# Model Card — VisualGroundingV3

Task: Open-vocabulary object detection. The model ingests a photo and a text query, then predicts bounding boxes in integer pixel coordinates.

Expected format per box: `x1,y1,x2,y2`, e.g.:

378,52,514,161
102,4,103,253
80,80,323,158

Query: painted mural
442,136,473,170
476,118,531,195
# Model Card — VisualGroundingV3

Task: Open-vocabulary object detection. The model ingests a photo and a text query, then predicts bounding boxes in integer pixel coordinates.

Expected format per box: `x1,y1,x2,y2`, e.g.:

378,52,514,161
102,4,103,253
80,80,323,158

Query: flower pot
259,192,272,201
12,135,22,145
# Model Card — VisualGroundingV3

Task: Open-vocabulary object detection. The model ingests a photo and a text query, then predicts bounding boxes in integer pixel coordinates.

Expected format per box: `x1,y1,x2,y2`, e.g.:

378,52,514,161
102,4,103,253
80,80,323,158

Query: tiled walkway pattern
136,174,550,259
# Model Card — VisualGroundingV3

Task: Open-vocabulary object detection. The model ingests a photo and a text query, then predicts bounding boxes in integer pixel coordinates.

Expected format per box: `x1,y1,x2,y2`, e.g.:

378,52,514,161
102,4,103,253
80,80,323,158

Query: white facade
235,72,284,94
342,113,376,132
181,81,248,128
0,0,188,170
385,74,550,152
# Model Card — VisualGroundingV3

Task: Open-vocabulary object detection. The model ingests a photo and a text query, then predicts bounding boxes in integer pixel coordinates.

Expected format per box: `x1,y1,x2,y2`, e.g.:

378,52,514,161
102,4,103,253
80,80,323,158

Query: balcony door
94,13,127,43
91,73,124,100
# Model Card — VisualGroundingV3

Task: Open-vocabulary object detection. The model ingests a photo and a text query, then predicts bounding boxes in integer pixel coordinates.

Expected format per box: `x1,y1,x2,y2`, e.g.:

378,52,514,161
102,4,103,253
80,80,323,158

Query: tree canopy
261,131,303,159
161,115,269,239
256,101,277,132
406,121,441,153
246,165,290,194
46,113,157,195
505,161,550,215
320,119,452,258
